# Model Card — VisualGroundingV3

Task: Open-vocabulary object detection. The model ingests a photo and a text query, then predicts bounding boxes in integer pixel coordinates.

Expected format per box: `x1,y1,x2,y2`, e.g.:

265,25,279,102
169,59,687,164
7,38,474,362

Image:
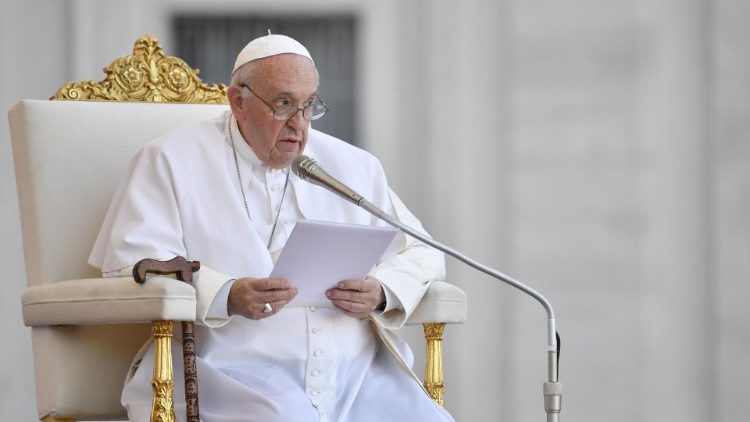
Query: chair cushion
405,281,467,324
22,276,196,326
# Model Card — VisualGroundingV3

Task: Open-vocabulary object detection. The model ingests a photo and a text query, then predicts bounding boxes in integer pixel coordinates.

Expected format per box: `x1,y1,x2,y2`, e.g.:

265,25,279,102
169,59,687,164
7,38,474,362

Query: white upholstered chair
9,36,466,421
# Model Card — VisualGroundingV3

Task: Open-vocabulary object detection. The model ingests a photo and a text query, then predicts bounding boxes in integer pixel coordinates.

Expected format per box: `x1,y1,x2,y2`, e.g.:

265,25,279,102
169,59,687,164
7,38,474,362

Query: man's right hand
228,277,298,320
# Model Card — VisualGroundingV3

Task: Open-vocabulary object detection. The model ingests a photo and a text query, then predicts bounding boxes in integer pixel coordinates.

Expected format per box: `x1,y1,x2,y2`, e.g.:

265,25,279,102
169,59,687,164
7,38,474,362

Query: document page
270,220,398,304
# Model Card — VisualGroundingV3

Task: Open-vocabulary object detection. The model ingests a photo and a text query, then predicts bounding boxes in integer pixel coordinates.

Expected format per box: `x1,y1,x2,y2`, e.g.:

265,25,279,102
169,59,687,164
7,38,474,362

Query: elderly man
89,34,454,422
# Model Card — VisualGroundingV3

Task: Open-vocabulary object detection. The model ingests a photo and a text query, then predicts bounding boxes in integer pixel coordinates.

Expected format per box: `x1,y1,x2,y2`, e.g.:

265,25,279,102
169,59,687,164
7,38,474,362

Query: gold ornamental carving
423,322,446,406
425,380,445,406
151,379,176,422
52,35,227,103
151,320,176,422
424,322,445,341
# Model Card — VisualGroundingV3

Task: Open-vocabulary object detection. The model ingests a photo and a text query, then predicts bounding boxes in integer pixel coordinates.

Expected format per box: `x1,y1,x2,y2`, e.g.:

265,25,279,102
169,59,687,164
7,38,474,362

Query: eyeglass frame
239,83,329,121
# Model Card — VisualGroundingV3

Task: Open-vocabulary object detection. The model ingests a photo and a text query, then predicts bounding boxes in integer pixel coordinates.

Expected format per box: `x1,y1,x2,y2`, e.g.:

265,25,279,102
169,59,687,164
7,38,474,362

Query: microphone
292,155,391,222
292,154,562,421
292,155,365,206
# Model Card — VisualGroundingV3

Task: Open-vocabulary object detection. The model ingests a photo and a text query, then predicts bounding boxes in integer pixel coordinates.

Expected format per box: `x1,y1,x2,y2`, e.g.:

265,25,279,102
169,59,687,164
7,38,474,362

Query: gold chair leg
151,320,176,422
423,322,446,406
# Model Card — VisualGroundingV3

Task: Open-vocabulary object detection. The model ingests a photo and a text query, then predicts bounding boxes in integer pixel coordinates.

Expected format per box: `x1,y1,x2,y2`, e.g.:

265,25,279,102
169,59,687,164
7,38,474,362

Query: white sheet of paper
270,219,398,304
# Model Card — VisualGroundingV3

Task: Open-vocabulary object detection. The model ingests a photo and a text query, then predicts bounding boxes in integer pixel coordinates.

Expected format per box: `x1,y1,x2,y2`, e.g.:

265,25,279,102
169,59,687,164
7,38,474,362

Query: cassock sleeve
89,141,232,328
368,188,446,330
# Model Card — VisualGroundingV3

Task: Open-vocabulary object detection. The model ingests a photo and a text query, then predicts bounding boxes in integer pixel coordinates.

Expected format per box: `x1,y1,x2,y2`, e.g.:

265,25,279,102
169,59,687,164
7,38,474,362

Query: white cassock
89,111,454,422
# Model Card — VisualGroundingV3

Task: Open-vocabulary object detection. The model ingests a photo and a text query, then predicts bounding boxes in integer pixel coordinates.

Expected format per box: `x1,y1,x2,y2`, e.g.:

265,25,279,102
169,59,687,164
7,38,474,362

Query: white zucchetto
232,33,314,74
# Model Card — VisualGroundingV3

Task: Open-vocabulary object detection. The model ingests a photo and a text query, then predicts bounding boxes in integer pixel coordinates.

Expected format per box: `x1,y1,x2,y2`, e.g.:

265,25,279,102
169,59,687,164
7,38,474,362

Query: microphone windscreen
292,155,318,180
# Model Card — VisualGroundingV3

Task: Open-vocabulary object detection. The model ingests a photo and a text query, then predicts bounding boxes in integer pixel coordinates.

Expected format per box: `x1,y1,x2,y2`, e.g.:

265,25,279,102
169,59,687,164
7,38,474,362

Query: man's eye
273,99,291,108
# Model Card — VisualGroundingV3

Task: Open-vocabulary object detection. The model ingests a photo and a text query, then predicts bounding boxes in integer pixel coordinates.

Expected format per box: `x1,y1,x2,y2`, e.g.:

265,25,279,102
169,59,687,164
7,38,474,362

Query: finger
268,298,293,313
247,302,277,320
332,301,368,319
331,299,370,314
337,279,366,291
237,304,264,320
254,297,295,319
260,287,298,303
332,302,357,318
254,278,290,291
326,288,362,302
234,297,276,320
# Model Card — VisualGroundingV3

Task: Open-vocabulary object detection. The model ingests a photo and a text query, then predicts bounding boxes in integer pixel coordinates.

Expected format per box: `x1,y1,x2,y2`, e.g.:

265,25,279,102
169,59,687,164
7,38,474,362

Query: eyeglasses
240,83,329,121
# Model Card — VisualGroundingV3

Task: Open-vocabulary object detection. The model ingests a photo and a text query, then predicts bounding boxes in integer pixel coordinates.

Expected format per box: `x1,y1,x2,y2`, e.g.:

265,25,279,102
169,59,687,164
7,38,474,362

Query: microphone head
291,154,364,205
292,155,319,180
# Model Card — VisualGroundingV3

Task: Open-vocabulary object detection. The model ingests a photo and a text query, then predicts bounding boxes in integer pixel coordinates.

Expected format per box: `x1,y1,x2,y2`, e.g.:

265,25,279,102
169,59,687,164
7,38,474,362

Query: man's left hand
326,277,385,318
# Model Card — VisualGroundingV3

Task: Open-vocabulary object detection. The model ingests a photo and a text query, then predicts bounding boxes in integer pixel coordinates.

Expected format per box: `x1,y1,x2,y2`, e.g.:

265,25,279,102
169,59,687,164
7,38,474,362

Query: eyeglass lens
274,101,327,121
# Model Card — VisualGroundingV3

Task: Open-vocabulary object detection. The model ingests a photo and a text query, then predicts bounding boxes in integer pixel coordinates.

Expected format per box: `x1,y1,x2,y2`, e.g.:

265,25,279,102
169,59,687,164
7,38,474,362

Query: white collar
227,111,265,168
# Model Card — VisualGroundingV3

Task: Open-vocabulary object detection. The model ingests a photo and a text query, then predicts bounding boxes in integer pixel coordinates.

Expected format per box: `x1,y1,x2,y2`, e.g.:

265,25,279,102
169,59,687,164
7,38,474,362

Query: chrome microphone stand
358,200,562,421
292,156,562,420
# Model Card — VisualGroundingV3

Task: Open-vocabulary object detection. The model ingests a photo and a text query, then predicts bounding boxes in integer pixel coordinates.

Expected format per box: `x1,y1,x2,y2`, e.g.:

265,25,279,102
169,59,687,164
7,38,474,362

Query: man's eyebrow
272,91,318,99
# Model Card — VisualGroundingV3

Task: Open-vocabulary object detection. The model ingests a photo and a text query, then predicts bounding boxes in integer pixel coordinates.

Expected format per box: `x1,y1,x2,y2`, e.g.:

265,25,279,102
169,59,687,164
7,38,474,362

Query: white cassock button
310,305,319,312
310,389,320,396
313,349,325,357
271,184,283,192
312,327,322,334
311,370,321,377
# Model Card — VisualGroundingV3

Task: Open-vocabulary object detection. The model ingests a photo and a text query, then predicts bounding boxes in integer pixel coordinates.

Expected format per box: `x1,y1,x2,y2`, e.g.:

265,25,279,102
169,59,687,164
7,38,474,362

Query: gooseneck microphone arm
292,155,562,421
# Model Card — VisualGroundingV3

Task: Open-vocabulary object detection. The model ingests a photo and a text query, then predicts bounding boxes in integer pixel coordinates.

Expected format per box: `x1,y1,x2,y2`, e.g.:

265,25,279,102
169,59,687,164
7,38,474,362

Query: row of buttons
311,317,324,375
307,305,329,418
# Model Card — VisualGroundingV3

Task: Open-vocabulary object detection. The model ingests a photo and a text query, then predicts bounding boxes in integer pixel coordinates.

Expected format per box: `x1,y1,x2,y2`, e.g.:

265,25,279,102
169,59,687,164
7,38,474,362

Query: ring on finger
262,302,273,313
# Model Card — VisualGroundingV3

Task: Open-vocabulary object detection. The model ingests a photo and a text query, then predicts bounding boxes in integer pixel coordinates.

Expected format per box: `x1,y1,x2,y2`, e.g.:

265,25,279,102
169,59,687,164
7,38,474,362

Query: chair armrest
21,277,196,326
405,281,467,325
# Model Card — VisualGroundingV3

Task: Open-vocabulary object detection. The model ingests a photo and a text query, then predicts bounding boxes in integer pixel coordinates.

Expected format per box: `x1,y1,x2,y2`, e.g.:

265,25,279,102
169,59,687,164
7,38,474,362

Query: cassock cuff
206,278,236,319
193,266,235,328
376,282,402,315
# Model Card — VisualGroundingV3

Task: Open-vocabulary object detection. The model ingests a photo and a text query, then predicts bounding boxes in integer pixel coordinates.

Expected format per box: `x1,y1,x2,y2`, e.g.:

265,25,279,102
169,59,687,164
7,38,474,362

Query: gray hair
231,61,258,99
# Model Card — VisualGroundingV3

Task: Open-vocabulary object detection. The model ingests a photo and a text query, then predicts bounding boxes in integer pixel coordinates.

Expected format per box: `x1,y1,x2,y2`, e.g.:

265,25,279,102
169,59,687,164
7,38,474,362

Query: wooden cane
134,256,201,422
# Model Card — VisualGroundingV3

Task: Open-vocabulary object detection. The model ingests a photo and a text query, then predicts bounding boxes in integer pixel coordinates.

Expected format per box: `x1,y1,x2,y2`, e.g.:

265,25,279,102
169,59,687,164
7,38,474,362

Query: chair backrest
10,100,228,286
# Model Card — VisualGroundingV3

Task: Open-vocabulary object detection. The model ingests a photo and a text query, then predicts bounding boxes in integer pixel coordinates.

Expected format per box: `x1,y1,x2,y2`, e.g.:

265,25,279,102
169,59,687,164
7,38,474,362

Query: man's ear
227,85,245,115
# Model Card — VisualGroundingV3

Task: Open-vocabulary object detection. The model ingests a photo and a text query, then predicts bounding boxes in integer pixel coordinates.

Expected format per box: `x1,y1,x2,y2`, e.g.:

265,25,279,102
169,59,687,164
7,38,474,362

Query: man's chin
270,142,305,167
269,153,299,169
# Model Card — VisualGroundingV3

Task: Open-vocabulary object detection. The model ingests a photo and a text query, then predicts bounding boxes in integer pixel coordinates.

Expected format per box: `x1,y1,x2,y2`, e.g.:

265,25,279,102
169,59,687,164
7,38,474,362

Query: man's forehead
254,53,315,72
254,55,318,94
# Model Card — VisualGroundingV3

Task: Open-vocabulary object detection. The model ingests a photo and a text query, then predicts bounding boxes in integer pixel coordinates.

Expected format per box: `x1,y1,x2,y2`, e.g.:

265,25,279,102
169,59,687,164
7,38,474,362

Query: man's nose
286,109,307,131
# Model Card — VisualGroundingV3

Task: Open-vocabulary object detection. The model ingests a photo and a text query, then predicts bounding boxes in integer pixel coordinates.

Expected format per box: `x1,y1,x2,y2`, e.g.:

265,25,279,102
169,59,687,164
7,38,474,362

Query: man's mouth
276,138,301,152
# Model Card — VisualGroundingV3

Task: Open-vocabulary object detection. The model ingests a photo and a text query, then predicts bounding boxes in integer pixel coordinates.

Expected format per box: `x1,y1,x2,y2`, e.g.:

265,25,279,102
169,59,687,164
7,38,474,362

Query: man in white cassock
89,34,454,422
